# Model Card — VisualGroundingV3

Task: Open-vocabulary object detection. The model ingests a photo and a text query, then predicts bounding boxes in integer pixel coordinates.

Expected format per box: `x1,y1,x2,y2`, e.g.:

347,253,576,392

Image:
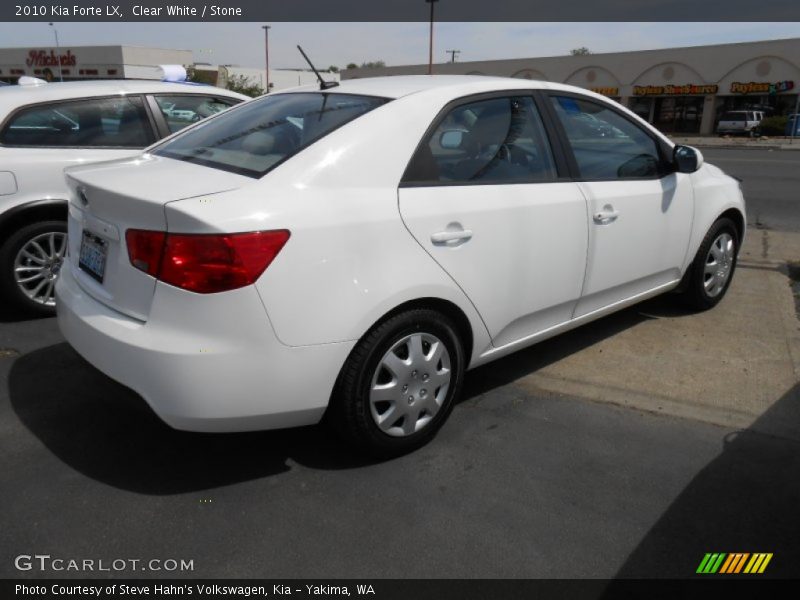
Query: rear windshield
154,92,389,178
720,112,748,121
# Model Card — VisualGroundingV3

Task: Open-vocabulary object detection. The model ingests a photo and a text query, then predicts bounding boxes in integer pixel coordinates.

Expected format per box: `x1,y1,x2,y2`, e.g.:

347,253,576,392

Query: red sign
25,49,77,68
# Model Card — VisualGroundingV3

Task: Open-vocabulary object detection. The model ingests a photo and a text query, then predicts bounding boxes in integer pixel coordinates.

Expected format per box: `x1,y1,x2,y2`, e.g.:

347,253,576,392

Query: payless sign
730,80,794,94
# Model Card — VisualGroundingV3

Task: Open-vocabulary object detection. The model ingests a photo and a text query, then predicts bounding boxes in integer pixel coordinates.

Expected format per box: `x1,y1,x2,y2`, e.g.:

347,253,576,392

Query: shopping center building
0,45,194,82
342,38,800,135
0,45,337,92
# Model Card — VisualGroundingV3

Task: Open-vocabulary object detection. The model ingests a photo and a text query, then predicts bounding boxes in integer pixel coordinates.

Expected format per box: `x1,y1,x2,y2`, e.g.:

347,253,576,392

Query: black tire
680,217,739,311
329,308,465,457
0,220,67,317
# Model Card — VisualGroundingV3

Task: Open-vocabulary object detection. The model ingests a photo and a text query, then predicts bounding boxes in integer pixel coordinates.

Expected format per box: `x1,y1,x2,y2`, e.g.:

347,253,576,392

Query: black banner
1,0,800,22
4,579,800,600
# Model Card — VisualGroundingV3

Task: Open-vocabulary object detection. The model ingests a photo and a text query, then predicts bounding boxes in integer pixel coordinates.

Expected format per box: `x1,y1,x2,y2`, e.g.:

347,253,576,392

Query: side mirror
673,145,704,173
439,130,465,150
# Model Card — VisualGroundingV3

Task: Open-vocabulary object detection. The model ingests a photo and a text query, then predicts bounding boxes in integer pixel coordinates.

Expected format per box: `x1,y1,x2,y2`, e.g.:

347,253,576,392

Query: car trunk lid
64,154,252,320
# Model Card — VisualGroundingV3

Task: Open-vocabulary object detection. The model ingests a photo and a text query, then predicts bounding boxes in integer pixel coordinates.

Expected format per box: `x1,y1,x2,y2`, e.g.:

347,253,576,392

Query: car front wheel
680,217,739,311
0,220,67,316
330,308,465,457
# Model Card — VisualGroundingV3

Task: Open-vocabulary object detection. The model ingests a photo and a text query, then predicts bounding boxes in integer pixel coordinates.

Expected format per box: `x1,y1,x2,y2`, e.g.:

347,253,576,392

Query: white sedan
56,76,745,456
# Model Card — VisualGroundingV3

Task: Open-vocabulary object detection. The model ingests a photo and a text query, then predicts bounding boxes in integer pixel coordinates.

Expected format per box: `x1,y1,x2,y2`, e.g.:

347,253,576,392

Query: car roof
274,74,595,101
0,79,249,115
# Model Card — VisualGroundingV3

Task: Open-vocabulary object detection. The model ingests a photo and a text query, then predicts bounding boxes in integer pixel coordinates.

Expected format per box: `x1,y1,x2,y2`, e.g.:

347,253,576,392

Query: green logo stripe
697,553,714,573
711,553,728,573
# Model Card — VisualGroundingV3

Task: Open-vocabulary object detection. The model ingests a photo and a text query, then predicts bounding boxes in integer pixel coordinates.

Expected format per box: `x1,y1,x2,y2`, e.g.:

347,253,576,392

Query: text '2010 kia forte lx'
56,76,746,456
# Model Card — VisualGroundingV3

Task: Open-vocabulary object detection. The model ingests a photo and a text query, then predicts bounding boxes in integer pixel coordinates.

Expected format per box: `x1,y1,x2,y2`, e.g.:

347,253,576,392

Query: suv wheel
0,221,67,316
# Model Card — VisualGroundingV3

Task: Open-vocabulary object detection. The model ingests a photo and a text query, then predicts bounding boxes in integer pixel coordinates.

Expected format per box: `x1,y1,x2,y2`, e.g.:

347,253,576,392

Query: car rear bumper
56,262,354,432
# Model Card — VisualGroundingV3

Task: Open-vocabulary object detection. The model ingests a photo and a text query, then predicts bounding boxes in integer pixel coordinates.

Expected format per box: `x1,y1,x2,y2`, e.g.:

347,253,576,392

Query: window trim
400,90,569,188
0,94,159,150
542,90,677,183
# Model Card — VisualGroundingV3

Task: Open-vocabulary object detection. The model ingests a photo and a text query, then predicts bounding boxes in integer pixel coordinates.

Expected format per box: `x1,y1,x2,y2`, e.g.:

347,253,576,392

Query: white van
717,110,763,136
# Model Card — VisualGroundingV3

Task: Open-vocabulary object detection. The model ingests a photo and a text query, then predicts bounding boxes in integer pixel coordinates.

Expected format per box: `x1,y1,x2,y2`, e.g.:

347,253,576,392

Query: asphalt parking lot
2,147,799,579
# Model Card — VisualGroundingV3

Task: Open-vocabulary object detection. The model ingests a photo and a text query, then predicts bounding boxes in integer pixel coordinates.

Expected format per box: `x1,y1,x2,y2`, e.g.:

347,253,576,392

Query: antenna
297,45,339,90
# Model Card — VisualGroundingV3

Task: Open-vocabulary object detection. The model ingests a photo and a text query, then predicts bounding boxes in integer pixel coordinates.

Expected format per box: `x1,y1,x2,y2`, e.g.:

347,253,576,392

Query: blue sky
0,22,797,70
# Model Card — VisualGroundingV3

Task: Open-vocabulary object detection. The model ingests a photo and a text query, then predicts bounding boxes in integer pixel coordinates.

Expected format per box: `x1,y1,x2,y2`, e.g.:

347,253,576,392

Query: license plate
78,230,108,283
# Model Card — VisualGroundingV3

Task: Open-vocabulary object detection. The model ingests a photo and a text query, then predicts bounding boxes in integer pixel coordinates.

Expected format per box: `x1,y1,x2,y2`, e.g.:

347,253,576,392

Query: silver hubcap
14,231,67,307
369,333,451,437
703,232,735,298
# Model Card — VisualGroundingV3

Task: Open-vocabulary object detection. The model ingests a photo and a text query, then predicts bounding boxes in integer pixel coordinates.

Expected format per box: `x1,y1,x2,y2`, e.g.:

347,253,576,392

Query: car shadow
600,382,800,583
0,304,50,324
8,294,692,496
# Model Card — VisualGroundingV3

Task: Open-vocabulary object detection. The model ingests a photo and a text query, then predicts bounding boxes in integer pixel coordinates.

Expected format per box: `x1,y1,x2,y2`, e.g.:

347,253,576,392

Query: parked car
0,79,248,314
56,76,745,456
785,113,800,136
717,110,763,136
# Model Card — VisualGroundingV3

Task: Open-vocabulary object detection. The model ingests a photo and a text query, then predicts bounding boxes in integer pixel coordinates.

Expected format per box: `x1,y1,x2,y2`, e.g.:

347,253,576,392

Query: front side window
403,96,557,185
154,93,388,178
0,96,154,148
550,95,667,180
153,94,241,134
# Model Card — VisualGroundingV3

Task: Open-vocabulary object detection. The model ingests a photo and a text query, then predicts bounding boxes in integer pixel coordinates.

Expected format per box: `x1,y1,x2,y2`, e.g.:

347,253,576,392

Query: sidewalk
669,135,800,151
501,229,800,441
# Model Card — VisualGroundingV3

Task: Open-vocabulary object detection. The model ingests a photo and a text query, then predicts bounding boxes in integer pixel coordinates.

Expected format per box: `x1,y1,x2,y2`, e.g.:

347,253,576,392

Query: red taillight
125,230,165,277
126,229,290,294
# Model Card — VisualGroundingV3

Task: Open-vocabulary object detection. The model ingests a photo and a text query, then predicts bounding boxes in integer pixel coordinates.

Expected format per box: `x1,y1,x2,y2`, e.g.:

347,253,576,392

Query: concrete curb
669,138,800,151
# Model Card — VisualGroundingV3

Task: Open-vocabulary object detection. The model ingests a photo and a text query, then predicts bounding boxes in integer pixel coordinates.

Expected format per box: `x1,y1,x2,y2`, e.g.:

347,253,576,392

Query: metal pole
426,0,438,75
262,25,271,93
791,91,800,144
49,23,63,82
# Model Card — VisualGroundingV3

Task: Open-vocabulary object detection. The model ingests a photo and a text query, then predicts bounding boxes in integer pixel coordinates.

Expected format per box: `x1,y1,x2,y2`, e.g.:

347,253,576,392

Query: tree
328,65,340,73
225,73,265,97
345,60,386,70
570,47,592,56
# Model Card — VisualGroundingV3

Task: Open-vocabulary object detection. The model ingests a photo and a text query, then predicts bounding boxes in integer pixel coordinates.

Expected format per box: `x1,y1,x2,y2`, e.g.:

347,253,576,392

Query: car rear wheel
0,220,67,316
329,308,465,457
680,217,739,311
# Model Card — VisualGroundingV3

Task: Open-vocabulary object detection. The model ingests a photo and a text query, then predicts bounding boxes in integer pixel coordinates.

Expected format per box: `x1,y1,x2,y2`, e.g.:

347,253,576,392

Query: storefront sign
730,80,794,95
590,87,619,96
633,84,718,96
25,49,77,68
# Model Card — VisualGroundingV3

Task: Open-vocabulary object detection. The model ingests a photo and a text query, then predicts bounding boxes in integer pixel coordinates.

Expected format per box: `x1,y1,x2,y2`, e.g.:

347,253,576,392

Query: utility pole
425,0,439,75
48,23,63,82
446,49,460,63
262,25,271,93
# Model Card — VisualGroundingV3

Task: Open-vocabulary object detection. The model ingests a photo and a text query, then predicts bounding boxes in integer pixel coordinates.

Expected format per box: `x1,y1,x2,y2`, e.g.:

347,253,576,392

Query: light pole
262,25,271,93
446,49,460,63
48,22,63,82
425,0,439,75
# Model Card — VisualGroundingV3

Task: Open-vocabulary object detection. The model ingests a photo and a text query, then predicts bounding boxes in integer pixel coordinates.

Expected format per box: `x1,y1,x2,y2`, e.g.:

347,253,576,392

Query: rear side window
154,93,389,178
153,94,242,134
550,95,667,180
1,96,154,148
403,96,557,185
721,112,746,121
